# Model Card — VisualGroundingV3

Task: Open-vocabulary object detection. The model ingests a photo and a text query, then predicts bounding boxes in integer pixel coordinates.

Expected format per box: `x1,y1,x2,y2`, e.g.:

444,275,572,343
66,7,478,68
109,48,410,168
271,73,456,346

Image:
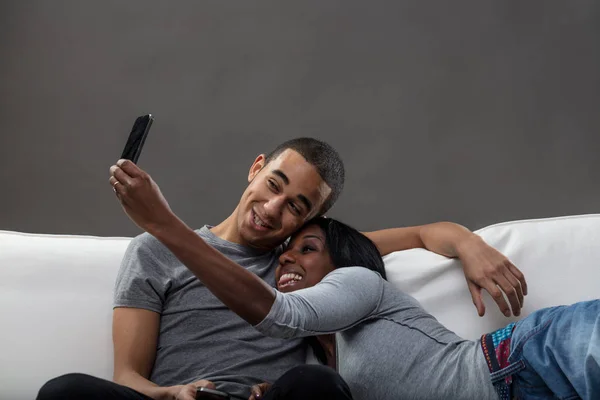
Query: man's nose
264,195,286,218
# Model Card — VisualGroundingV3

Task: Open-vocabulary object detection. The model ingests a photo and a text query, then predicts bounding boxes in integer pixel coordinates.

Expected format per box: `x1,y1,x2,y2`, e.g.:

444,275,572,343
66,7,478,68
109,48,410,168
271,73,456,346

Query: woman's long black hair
293,217,387,364
300,217,387,280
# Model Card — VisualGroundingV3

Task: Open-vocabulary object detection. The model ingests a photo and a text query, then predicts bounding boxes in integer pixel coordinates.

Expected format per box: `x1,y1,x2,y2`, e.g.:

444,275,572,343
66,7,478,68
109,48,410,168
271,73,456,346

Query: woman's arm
254,267,382,338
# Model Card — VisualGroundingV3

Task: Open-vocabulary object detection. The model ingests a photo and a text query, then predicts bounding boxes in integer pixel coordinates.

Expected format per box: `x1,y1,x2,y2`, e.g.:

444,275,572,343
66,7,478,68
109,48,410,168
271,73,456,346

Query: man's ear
248,154,267,182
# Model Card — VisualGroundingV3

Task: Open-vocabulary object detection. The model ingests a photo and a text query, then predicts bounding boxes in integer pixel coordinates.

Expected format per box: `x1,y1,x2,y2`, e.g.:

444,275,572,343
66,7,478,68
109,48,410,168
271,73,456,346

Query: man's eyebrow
297,195,313,213
272,170,289,185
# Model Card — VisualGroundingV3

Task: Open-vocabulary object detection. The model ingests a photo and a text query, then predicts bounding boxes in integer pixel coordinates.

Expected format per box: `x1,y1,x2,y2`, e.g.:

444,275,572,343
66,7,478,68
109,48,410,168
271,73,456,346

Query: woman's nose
279,251,296,265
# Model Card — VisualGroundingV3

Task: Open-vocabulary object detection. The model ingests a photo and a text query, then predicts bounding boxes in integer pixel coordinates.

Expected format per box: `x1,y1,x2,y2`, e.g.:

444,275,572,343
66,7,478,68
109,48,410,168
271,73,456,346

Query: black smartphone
196,387,230,399
121,114,154,164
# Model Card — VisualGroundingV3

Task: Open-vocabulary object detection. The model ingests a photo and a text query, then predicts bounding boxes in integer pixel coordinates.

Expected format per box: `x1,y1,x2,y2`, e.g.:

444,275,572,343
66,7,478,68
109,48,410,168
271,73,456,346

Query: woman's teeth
279,273,304,287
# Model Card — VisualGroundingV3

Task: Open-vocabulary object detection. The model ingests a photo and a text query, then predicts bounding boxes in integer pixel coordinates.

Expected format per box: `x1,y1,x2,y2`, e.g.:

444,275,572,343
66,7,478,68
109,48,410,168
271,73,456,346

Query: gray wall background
1,1,598,237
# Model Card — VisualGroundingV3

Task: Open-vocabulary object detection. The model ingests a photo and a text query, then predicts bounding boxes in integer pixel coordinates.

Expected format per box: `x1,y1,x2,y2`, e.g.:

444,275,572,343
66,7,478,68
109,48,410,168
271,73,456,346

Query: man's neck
210,208,284,253
210,212,243,244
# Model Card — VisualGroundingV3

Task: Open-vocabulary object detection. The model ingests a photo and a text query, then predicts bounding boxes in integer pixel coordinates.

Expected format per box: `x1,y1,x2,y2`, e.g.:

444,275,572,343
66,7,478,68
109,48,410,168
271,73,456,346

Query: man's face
236,149,332,250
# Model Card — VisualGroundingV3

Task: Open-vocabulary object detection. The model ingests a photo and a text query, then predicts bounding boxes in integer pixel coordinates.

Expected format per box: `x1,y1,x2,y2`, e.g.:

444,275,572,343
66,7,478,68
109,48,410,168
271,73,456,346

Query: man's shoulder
124,231,177,265
130,227,206,248
125,231,160,254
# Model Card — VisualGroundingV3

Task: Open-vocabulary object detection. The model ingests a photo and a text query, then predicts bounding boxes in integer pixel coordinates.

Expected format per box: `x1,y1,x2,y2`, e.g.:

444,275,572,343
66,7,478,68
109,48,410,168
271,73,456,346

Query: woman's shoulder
323,266,384,286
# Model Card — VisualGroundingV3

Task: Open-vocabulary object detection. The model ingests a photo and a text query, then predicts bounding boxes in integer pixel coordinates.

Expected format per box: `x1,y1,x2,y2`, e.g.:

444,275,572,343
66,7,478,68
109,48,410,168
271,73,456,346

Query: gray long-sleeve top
255,267,498,400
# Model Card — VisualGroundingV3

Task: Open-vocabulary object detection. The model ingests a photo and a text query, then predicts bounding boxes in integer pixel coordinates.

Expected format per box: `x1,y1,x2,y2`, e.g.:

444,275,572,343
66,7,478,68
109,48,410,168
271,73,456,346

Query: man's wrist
147,213,186,242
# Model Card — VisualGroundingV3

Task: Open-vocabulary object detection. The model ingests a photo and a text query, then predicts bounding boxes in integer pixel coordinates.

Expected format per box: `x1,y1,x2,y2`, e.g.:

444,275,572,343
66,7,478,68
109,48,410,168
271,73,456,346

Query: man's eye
289,202,301,215
268,180,278,192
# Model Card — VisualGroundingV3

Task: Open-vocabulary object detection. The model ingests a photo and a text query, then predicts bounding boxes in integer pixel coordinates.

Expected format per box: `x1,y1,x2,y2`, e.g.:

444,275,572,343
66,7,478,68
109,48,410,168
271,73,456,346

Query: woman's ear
248,154,266,182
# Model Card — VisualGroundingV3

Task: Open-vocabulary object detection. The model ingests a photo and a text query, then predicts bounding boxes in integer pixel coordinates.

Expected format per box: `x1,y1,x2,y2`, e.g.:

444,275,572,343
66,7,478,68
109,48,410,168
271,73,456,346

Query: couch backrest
1,214,599,400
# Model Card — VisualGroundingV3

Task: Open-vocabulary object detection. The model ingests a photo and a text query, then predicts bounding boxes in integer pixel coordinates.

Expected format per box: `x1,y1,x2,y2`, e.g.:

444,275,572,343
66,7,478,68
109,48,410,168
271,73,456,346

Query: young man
38,138,526,400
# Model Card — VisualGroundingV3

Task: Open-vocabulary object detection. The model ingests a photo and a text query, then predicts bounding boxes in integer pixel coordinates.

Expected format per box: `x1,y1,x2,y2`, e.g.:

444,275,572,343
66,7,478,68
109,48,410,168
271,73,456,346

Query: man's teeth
254,213,269,228
280,273,303,285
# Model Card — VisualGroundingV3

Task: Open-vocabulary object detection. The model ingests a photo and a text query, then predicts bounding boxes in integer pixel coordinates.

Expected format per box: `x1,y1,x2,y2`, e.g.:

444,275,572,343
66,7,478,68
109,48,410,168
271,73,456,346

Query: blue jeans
503,300,600,400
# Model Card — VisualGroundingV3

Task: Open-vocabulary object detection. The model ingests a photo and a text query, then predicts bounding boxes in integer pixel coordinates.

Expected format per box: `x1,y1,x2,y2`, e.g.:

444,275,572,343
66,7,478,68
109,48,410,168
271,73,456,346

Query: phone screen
121,114,153,164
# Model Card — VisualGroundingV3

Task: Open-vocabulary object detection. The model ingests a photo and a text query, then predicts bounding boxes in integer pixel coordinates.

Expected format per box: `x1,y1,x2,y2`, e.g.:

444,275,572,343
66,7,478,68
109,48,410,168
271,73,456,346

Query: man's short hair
264,138,344,214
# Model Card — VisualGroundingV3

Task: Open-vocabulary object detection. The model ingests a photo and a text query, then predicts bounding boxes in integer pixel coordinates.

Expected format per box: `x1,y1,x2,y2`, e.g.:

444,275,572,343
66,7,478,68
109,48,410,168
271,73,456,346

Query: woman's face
275,224,336,293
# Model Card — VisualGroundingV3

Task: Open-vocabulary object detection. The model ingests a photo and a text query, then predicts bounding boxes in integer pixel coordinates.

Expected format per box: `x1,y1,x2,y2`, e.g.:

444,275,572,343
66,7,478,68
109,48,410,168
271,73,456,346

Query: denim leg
509,300,600,400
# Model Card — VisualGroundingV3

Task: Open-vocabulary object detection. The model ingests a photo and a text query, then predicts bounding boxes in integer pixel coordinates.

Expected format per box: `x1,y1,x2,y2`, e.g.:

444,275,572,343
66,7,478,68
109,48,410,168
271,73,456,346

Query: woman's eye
301,246,315,253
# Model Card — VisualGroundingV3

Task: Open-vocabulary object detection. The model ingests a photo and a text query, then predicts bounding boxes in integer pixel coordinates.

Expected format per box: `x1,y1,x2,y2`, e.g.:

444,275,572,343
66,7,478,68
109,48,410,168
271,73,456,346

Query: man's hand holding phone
160,379,216,400
109,159,179,235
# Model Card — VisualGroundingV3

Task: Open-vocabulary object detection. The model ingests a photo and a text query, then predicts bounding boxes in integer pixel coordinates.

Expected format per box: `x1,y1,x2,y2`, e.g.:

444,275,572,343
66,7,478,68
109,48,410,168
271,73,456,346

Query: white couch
1,214,599,400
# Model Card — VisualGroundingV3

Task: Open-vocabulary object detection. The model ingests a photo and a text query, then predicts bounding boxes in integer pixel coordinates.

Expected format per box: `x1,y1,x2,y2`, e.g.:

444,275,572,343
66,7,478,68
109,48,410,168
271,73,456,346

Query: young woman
250,217,598,400
185,217,599,399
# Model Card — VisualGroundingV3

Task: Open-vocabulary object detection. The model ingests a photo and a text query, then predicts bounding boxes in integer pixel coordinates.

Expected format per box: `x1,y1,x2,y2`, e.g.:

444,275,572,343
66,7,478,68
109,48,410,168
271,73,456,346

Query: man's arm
112,308,164,398
109,160,276,325
363,222,477,257
112,308,216,400
364,222,527,317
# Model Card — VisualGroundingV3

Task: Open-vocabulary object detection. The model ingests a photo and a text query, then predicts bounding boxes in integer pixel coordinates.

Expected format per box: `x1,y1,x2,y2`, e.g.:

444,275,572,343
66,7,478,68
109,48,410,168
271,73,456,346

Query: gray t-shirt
255,267,498,400
113,226,306,398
